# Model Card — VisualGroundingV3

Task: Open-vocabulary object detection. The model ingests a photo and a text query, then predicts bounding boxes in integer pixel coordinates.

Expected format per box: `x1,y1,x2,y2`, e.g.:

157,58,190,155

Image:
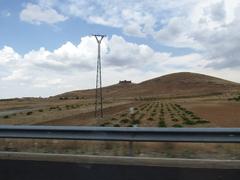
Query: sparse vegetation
105,101,210,128
228,94,240,102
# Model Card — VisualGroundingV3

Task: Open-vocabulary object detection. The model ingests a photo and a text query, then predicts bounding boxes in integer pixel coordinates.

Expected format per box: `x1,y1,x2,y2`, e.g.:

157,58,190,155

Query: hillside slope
56,72,240,99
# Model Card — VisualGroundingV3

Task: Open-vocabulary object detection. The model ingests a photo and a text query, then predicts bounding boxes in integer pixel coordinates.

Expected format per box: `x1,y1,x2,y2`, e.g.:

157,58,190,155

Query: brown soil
184,101,240,127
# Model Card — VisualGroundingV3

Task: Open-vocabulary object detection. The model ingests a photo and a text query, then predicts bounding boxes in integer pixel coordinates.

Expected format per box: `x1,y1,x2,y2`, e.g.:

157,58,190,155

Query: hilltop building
119,80,132,84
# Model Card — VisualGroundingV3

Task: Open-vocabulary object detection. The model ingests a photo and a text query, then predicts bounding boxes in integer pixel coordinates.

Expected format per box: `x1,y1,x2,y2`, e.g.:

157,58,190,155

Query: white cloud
0,35,214,98
9,0,240,98
0,46,20,64
18,1,240,70
20,3,68,25
50,0,240,70
207,1,226,22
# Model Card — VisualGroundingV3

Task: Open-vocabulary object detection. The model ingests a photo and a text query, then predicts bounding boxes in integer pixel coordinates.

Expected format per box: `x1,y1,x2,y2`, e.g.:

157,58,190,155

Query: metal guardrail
0,125,240,143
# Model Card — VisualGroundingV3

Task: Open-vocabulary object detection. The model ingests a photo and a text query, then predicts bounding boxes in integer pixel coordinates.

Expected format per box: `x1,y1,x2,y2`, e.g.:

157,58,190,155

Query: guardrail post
128,141,133,156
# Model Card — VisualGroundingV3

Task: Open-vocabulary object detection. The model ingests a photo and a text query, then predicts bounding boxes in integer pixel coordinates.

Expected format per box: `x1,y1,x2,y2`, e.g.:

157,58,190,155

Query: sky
0,0,240,98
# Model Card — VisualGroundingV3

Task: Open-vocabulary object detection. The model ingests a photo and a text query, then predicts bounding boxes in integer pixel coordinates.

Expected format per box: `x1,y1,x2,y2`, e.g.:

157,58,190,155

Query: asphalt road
0,159,239,180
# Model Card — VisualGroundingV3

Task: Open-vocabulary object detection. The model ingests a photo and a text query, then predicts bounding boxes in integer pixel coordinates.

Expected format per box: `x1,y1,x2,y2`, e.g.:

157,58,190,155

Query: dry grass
0,138,239,160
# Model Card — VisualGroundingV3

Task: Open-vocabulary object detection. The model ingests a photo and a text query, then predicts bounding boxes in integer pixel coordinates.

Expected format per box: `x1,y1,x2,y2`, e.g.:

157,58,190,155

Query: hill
56,72,240,99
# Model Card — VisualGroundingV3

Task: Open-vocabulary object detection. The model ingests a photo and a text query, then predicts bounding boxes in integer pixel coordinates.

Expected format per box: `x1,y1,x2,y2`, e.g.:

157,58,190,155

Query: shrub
38,109,44,112
132,119,140,125
192,116,201,120
49,107,57,110
183,119,197,125
121,113,127,117
172,124,183,128
186,111,193,115
172,118,179,122
158,120,166,127
196,120,210,124
159,117,164,121
100,122,110,127
147,117,154,121
26,111,33,115
151,112,156,117
3,115,9,119
113,124,120,127
120,118,130,123
59,97,68,100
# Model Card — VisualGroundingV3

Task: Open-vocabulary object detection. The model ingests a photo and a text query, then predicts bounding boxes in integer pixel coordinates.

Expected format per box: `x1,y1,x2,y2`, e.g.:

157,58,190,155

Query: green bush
3,115,9,119
38,109,44,112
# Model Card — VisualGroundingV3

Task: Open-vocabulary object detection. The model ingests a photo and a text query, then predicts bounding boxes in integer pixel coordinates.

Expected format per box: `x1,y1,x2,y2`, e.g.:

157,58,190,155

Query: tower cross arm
92,34,106,43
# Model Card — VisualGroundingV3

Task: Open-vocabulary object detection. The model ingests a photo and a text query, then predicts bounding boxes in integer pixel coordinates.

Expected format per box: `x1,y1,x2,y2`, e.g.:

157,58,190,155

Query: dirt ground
183,100,240,127
0,95,240,128
0,94,240,159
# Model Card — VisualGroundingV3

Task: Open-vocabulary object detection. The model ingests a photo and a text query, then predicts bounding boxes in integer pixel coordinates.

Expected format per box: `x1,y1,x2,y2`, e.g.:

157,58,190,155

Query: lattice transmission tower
93,34,106,119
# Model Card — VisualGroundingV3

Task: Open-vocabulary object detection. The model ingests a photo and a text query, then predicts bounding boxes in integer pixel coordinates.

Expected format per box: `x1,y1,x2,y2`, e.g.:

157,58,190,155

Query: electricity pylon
93,34,106,119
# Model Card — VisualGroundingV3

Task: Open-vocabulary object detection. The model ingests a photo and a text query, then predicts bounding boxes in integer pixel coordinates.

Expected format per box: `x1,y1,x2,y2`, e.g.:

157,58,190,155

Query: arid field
0,72,240,159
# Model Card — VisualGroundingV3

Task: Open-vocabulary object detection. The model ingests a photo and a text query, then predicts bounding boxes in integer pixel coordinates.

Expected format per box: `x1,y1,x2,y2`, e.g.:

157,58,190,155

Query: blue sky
0,0,193,55
0,0,240,98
